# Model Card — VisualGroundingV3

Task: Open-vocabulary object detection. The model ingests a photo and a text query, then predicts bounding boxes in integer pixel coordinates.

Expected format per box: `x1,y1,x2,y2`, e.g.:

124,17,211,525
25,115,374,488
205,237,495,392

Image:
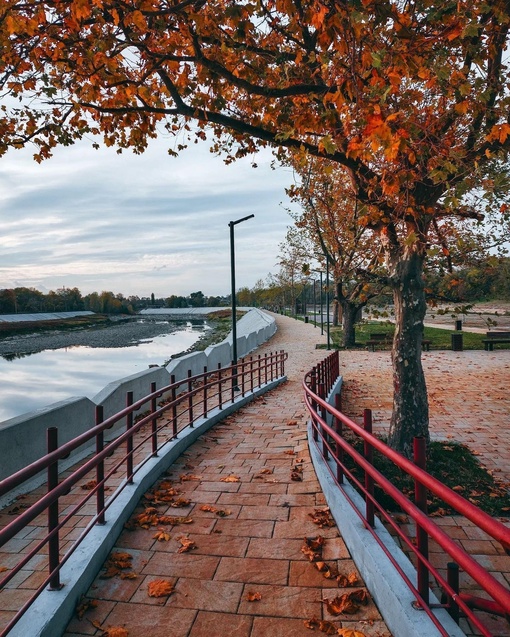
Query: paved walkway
63,315,391,637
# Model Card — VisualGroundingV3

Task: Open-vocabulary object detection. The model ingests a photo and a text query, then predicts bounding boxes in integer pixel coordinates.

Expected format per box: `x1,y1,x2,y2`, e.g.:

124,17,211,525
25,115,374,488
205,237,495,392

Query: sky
0,135,297,299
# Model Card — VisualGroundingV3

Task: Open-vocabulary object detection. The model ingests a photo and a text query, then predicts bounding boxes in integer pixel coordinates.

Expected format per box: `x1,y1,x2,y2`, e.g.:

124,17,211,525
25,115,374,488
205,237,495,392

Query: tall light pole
326,258,331,350
229,214,254,390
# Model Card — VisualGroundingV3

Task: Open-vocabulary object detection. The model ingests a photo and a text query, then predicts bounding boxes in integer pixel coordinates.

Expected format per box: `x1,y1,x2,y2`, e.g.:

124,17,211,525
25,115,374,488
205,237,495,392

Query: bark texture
387,250,430,457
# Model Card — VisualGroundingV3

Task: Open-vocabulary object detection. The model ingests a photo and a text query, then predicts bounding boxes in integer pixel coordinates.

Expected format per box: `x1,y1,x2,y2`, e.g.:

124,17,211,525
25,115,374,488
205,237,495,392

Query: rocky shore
0,317,197,358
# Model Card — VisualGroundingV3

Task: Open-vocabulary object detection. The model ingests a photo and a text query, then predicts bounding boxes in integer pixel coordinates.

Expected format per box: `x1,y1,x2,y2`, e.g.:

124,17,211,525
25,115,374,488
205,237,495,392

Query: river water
0,321,208,423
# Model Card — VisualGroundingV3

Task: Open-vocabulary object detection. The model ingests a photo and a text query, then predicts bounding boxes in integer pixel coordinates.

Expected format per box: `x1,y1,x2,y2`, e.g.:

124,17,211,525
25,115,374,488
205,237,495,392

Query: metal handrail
0,350,287,636
303,350,510,637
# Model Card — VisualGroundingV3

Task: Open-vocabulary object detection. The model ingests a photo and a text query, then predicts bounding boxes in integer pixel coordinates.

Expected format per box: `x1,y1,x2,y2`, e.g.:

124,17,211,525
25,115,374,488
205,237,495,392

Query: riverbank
0,316,205,359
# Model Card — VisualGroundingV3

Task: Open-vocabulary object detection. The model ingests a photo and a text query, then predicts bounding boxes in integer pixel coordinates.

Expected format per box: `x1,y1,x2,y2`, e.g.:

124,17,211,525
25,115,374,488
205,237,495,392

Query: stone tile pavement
61,316,392,637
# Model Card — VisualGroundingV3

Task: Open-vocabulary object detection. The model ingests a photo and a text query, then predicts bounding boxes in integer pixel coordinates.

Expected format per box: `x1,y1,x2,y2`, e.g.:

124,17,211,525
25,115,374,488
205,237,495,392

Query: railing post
414,435,429,605
187,370,194,427
311,368,318,442
241,358,246,397
250,356,254,393
171,374,177,438
231,360,236,402
150,382,158,456
280,349,285,377
335,393,344,484
318,381,328,460
126,391,134,484
258,354,262,388
264,353,268,385
47,427,62,590
447,562,460,624
217,364,223,409
203,366,208,417
363,409,375,527
95,406,105,525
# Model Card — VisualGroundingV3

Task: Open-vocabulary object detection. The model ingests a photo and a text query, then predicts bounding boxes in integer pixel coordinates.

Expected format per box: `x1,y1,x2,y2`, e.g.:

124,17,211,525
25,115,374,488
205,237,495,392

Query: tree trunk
341,301,358,347
387,250,429,458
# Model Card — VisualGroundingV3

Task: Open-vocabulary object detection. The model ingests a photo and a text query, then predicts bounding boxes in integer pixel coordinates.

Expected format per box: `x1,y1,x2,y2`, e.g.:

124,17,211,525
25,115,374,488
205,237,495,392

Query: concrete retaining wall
0,309,276,500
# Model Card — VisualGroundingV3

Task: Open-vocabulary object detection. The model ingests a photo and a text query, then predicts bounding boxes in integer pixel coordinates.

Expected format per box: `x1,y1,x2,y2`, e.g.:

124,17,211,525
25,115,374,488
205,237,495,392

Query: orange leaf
147,579,175,598
177,536,197,553
153,529,171,542
220,475,240,482
337,629,367,637
102,627,129,637
246,591,262,601
323,589,369,615
75,597,98,619
81,479,98,490
119,572,138,580
337,572,358,587
284,450,295,455
0,566,8,573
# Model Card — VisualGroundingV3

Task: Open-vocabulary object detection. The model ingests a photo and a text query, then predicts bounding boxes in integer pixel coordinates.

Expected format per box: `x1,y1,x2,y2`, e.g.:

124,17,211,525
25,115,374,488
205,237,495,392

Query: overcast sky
0,136,297,298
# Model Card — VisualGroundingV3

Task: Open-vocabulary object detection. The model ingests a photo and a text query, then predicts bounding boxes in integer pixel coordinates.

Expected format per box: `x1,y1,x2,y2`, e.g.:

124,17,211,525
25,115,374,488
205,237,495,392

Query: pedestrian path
62,316,391,637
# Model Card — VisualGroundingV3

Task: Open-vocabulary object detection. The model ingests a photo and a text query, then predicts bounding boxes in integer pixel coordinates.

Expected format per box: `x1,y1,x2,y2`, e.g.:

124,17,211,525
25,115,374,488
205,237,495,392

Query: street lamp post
229,214,254,390
326,259,331,350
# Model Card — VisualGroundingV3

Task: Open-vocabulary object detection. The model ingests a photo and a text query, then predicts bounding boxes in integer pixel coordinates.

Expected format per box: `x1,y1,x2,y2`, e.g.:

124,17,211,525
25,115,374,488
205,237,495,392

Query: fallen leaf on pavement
246,591,262,601
323,590,369,615
147,579,175,598
220,475,240,482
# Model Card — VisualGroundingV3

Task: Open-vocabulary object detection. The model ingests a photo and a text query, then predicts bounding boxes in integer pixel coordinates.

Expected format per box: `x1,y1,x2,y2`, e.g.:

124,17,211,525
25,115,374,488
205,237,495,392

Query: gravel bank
0,318,198,358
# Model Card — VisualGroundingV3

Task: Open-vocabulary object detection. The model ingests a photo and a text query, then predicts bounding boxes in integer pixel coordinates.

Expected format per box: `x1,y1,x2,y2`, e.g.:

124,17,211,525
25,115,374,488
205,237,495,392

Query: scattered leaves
302,535,326,561
0,566,8,573
147,579,175,598
284,450,296,455
323,590,369,615
309,508,335,528
75,596,98,619
100,552,134,579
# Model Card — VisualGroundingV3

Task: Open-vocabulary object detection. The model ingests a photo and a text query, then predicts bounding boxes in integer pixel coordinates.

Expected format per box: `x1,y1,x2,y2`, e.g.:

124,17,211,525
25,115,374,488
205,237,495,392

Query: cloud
0,137,295,296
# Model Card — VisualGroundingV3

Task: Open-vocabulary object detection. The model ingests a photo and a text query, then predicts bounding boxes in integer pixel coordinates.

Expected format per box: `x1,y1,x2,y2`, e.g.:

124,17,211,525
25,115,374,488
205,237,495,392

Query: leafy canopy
2,0,509,236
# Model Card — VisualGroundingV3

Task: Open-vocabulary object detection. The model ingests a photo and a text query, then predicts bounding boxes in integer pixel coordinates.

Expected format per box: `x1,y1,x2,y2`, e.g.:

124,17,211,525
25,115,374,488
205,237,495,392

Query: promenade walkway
62,315,392,637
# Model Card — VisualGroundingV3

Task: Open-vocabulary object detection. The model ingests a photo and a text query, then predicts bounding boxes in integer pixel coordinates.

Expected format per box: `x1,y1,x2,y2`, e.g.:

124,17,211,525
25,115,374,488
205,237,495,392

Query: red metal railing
303,351,510,637
0,350,287,636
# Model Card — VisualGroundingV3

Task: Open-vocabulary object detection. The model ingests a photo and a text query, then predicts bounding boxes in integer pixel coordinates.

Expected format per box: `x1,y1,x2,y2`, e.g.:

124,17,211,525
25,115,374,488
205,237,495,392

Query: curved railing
0,350,287,636
303,351,510,637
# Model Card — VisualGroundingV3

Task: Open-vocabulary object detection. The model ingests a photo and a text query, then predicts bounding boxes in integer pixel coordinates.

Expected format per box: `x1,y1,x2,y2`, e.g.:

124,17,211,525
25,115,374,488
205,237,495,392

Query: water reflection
0,323,206,423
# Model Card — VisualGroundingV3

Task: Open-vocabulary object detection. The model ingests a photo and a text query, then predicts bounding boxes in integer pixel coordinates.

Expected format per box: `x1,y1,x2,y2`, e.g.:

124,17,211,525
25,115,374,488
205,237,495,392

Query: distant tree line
0,287,229,315
234,255,510,316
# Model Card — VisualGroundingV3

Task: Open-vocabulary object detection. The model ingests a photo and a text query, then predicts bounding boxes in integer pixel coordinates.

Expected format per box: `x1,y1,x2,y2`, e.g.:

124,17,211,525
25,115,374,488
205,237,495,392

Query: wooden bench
366,333,392,351
366,332,432,351
482,331,510,351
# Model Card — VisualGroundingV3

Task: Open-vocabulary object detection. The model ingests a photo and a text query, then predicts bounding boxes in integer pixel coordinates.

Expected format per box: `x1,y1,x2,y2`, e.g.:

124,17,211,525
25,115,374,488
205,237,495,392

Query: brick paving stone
214,556,289,585
188,611,253,637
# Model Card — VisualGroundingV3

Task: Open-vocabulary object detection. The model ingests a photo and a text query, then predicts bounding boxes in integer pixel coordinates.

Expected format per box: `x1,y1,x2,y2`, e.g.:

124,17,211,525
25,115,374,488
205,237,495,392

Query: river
0,320,208,423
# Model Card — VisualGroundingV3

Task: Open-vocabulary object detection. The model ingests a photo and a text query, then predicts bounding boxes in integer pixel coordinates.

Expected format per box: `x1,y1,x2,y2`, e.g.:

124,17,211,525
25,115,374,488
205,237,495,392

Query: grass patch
342,436,510,517
325,322,506,350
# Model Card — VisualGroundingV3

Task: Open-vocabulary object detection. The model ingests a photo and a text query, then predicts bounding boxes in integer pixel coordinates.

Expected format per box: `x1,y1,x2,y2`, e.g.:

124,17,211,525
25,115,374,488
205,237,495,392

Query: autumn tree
287,157,388,346
2,1,510,455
